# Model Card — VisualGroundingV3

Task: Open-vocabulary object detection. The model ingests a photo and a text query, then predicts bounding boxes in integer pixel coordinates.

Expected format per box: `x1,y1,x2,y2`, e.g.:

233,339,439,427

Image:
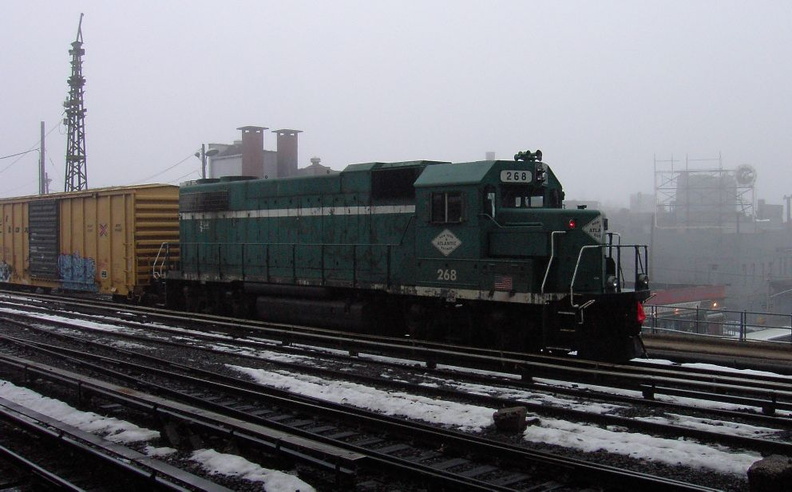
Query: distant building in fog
630,192,655,214
205,126,335,180
603,158,792,315
299,157,334,176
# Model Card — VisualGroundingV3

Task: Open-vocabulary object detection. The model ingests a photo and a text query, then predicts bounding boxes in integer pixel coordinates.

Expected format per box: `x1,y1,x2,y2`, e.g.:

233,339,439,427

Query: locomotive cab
413,151,650,360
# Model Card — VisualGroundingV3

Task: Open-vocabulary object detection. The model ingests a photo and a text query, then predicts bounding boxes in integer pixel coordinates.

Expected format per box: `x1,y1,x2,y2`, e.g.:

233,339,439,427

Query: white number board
500,170,532,183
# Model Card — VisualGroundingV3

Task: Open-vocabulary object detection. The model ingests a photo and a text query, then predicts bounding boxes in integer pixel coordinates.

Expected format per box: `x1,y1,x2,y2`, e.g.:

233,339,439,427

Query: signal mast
64,13,88,192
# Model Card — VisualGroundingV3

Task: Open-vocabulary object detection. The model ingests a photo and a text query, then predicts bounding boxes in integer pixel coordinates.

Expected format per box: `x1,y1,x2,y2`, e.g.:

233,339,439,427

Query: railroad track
2,310,790,461
2,292,791,417
0,338,715,491
0,394,233,491
0,307,723,490
2,291,786,489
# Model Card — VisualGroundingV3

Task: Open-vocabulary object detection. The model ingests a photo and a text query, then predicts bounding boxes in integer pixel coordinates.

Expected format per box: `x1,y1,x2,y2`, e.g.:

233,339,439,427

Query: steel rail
4,296,792,414
2,289,790,384
0,349,539,491
2,294,792,415
0,397,230,491
5,324,791,457
5,311,790,460
0,337,718,492
0,443,86,491
0,352,363,486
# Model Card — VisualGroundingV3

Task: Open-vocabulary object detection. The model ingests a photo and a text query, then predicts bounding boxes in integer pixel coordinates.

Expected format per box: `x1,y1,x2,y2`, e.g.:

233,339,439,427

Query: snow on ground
409,374,784,440
191,449,315,492
0,306,132,335
406,373,628,414
0,380,314,491
531,375,792,417
213,343,321,364
0,380,159,443
521,416,759,476
637,413,782,439
232,365,494,432
230,365,762,477
635,357,792,379
206,340,792,419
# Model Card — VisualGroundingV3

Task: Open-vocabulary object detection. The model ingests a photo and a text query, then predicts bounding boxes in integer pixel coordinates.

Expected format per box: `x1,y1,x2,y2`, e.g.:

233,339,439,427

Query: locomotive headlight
606,275,619,292
635,273,649,291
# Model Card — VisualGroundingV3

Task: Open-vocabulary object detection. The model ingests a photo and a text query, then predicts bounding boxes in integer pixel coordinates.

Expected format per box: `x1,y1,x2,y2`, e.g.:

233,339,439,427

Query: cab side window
431,192,464,223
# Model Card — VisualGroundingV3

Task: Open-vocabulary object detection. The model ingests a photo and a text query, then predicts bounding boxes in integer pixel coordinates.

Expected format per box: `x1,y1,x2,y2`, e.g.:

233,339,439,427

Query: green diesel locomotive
166,151,650,361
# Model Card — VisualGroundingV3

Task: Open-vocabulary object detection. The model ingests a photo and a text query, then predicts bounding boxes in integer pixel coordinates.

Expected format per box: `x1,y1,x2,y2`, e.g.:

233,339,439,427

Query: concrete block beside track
748,455,792,492
493,406,527,432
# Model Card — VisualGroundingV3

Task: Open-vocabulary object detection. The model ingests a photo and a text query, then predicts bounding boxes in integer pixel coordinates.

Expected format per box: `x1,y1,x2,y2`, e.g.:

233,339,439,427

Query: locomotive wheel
403,301,474,345
476,307,537,353
405,302,430,339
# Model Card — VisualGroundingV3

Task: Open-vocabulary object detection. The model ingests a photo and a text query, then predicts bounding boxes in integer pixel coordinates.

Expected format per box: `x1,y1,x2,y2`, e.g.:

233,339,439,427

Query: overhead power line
0,119,61,172
0,149,39,160
0,149,39,177
136,153,194,182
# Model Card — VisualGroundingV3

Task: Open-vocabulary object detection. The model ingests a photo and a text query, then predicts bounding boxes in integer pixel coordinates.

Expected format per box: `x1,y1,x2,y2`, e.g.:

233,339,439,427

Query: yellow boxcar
0,184,179,298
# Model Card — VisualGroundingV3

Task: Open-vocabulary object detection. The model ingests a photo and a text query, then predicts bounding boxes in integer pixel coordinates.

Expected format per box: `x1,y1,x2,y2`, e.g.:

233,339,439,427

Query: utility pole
39,121,46,194
64,13,88,192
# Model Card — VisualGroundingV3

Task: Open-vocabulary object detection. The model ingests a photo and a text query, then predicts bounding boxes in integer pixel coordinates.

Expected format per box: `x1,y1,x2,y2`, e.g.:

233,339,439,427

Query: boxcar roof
0,183,178,203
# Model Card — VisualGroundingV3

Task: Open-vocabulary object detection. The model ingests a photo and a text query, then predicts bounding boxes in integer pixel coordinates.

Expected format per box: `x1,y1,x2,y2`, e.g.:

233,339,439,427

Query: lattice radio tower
64,13,88,192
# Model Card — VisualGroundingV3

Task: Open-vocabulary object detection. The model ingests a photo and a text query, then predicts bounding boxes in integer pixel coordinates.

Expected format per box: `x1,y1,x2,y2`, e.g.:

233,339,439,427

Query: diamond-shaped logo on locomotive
432,229,462,256
582,215,604,242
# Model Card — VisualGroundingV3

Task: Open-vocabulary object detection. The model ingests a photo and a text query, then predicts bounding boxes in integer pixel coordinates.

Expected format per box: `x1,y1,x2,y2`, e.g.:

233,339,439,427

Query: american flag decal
494,275,513,291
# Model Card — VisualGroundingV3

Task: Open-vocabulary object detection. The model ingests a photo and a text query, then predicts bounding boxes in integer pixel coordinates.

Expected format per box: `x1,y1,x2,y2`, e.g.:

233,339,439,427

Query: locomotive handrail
570,243,649,307
606,232,621,259
570,245,603,308
607,232,624,287
541,231,566,294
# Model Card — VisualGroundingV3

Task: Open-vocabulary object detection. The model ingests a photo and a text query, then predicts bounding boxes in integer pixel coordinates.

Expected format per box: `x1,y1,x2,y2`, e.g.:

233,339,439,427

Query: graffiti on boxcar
0,261,11,282
58,252,98,292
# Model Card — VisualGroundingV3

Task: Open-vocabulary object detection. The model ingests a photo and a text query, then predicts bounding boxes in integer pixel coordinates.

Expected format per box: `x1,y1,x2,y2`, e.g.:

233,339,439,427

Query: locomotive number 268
437,269,457,281
500,170,532,183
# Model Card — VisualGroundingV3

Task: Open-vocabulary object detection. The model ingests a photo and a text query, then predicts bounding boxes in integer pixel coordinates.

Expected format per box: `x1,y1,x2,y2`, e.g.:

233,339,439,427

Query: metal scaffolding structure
654,154,756,231
64,13,88,192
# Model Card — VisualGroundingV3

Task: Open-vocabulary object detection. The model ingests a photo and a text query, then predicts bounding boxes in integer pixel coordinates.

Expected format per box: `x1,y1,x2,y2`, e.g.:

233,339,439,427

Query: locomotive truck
164,150,650,361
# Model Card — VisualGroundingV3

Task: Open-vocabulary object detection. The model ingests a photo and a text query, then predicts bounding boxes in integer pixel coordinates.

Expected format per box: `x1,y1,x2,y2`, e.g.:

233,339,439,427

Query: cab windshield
501,185,545,208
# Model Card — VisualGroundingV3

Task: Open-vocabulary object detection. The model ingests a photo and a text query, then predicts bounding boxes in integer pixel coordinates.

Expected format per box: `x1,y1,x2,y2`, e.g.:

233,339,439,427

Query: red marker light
568,218,577,229
636,302,646,324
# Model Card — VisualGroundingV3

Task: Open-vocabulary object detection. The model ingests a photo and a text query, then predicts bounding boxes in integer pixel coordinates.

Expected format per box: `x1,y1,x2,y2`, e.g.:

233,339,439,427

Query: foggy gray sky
2,1,790,208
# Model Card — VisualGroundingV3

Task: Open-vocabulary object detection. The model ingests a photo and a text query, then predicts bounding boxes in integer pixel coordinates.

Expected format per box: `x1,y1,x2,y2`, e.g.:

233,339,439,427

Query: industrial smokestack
274,129,302,177
238,126,267,177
